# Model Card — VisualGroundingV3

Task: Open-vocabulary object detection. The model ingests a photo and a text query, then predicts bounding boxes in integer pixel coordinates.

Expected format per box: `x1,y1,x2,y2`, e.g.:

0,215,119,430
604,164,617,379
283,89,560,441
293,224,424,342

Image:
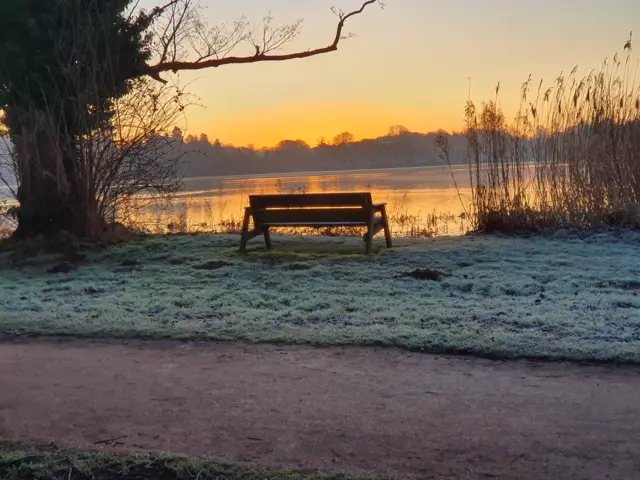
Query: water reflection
132,166,473,236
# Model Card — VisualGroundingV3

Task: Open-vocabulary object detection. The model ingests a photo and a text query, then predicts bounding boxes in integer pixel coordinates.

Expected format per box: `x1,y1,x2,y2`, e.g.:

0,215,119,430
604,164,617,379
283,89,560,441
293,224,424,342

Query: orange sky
143,0,640,148
187,101,463,148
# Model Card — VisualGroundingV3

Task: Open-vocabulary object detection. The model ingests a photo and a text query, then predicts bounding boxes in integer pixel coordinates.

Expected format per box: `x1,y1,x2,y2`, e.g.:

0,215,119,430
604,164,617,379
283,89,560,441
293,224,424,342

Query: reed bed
458,39,640,233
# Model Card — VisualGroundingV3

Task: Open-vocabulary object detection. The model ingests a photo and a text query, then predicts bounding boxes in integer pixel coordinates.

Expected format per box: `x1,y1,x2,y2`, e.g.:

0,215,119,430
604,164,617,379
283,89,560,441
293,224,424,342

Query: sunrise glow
139,0,640,147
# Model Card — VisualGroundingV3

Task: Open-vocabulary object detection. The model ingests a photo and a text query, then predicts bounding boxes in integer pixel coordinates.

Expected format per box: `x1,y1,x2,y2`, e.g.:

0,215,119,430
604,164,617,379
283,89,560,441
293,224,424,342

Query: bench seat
239,193,392,254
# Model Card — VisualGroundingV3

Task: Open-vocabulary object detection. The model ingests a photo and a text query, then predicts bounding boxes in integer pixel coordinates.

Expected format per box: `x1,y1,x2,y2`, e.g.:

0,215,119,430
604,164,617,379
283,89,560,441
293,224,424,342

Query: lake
0,166,475,237
131,166,474,236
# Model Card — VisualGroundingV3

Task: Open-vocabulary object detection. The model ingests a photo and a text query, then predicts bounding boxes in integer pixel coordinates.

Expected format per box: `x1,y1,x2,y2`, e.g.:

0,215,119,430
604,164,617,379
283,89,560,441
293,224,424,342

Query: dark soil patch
284,263,312,271
596,280,640,291
193,260,232,271
46,262,75,274
120,259,140,267
398,268,445,281
168,256,194,265
456,261,475,268
83,286,104,296
620,280,640,291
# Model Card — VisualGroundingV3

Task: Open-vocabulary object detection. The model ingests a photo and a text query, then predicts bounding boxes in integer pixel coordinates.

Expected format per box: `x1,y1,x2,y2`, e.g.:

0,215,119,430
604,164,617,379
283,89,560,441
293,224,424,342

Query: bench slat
254,207,370,225
258,221,369,227
250,192,372,209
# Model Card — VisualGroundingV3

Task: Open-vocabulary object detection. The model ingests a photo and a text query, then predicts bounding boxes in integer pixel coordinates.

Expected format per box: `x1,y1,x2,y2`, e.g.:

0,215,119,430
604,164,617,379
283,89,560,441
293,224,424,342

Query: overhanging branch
145,0,378,81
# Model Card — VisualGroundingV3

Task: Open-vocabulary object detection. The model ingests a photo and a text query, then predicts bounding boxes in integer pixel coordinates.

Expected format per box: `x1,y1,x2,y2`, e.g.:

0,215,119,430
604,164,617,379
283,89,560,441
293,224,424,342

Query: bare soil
0,339,639,479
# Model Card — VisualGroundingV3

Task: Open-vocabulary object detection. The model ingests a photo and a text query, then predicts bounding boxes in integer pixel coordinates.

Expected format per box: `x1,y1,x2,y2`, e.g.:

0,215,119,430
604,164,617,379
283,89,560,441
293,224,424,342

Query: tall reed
464,38,640,233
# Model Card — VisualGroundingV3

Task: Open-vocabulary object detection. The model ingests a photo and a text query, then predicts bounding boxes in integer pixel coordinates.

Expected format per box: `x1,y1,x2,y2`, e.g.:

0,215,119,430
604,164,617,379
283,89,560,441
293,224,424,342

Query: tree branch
131,0,181,30
145,0,378,81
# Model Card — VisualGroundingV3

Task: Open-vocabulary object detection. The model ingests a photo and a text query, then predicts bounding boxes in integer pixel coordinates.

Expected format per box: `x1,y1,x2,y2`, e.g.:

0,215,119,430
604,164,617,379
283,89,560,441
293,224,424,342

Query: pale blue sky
139,0,640,146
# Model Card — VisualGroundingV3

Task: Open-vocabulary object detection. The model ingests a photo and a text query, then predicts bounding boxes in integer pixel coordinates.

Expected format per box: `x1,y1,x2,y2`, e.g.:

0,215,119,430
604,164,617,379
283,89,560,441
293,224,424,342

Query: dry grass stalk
462,37,640,233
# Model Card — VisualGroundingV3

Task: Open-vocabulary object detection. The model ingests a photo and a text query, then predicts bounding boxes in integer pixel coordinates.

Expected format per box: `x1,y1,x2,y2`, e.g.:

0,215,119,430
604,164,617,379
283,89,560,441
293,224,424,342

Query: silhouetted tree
172,127,184,143
0,0,380,240
388,125,410,136
276,139,310,150
333,132,355,145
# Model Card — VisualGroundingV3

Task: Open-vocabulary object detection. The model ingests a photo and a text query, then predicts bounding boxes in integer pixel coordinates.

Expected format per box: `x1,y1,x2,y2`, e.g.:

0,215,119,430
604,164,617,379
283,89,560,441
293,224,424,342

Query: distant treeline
171,127,470,177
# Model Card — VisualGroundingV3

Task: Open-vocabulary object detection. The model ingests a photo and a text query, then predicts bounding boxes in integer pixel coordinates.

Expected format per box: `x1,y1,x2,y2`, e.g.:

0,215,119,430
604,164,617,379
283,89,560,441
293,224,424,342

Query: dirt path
0,339,639,479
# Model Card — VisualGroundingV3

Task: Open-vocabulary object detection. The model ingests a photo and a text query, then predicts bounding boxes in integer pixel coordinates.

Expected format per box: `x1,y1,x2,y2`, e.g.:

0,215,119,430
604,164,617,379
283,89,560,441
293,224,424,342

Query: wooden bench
239,192,392,254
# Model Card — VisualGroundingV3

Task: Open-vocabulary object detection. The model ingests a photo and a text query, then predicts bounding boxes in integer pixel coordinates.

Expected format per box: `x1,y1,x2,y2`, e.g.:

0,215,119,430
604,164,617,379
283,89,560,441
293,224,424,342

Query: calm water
133,166,474,236
0,166,475,236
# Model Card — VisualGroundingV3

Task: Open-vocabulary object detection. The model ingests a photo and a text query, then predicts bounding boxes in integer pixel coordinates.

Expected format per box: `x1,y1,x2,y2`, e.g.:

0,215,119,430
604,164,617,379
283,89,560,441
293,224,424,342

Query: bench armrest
372,203,387,211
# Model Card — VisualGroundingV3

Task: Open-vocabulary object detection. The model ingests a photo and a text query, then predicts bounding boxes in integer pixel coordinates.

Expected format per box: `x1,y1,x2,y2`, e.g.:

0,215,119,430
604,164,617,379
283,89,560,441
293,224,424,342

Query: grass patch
1,232,640,363
0,441,361,480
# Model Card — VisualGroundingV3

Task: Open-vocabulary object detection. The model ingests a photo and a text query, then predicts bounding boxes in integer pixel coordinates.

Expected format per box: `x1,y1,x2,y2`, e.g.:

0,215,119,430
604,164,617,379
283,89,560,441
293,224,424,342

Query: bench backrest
249,192,373,225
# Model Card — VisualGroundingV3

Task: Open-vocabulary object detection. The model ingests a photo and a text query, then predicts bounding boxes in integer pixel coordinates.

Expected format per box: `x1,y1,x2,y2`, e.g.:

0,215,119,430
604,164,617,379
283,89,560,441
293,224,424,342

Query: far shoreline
181,162,468,182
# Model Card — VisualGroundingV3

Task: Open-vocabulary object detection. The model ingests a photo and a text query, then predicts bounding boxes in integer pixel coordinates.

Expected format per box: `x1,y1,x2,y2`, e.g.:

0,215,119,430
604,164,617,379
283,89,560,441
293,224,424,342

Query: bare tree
2,0,190,239
89,80,189,230
143,0,382,82
333,132,355,146
171,127,184,143
389,125,410,136
276,139,311,150
0,0,382,240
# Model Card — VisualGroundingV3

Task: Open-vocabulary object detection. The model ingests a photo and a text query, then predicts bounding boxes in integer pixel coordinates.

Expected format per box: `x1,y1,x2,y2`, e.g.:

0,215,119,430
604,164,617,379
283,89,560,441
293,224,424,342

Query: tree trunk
6,107,103,240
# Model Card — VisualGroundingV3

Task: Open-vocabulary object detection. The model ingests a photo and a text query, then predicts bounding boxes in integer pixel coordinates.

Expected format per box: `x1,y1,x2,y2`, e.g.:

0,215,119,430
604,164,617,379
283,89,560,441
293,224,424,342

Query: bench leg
239,209,252,253
381,205,392,248
262,226,272,249
365,212,374,255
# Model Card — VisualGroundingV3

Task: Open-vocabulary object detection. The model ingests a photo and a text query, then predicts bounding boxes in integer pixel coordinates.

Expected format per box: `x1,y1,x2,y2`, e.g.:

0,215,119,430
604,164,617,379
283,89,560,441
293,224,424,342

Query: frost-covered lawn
1,232,640,362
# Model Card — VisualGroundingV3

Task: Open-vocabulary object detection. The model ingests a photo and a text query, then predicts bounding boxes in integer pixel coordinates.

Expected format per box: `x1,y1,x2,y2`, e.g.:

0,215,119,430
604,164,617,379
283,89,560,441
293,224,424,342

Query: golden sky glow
142,0,640,147
187,101,462,147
